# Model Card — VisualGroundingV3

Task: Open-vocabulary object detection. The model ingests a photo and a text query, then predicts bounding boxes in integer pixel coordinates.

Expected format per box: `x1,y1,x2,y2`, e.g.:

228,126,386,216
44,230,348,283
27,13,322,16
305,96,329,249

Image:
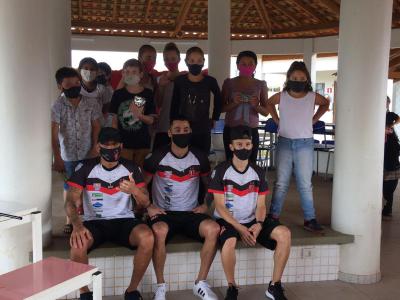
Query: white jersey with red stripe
144,146,210,211
68,158,145,221
209,161,269,224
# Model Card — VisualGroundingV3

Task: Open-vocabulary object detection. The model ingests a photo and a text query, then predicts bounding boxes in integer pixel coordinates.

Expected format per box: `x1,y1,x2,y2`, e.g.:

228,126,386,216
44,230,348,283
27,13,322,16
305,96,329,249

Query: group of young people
51,42,331,300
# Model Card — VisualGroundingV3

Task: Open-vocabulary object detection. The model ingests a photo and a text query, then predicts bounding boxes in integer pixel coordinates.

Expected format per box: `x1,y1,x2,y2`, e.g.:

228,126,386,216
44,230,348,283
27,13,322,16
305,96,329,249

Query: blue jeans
63,160,83,190
270,137,316,220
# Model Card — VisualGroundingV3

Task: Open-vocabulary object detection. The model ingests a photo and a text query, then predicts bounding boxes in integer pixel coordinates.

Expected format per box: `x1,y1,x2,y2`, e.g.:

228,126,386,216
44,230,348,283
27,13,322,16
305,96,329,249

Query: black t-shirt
110,87,156,149
170,75,222,133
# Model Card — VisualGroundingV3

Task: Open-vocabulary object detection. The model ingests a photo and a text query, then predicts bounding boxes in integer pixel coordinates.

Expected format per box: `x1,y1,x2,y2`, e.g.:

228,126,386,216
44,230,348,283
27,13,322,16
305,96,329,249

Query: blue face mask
287,80,307,92
187,64,203,76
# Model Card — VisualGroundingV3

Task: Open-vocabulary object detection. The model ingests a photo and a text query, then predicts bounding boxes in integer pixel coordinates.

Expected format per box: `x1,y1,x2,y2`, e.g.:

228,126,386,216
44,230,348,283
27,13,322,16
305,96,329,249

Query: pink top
222,77,268,128
0,257,96,299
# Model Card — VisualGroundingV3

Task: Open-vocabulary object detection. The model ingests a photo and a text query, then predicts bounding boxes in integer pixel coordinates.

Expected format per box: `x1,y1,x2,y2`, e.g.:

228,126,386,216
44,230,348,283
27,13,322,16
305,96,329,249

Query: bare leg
126,224,155,292
270,225,291,283
151,222,169,284
220,237,237,286
70,239,93,293
196,220,220,282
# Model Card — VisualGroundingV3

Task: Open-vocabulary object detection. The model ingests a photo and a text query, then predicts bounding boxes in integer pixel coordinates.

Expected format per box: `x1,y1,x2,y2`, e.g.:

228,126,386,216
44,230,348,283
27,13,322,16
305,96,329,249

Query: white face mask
124,74,141,86
80,69,97,82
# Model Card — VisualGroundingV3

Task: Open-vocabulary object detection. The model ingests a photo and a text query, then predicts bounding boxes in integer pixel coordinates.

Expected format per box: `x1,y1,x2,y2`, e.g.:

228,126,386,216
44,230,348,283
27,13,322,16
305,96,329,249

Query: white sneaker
153,283,166,300
193,281,218,300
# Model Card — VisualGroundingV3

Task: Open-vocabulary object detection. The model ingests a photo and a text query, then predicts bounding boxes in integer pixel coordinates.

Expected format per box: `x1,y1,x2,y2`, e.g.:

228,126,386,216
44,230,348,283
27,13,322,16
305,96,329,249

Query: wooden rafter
389,55,400,71
72,20,174,32
273,21,338,34
253,0,272,37
112,0,118,21
174,0,193,35
78,0,82,19
290,0,323,22
144,0,152,23
270,1,300,25
234,0,255,26
319,0,340,16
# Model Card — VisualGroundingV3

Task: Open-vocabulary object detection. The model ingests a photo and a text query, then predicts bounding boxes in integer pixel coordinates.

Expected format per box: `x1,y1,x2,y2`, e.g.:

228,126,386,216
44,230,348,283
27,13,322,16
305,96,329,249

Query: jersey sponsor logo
92,192,103,198
211,170,216,179
93,183,101,191
92,202,103,208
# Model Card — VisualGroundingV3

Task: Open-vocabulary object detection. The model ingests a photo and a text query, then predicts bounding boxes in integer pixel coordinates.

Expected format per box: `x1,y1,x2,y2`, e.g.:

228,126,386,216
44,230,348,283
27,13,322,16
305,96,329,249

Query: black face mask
96,75,107,85
63,86,81,98
172,133,191,148
187,64,203,76
233,148,252,161
287,80,308,93
100,146,121,162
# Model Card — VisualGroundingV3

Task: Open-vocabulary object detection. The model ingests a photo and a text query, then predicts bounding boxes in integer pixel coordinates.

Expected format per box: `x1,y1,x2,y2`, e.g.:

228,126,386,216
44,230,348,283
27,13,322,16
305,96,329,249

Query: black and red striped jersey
67,158,145,221
144,145,210,211
208,161,269,223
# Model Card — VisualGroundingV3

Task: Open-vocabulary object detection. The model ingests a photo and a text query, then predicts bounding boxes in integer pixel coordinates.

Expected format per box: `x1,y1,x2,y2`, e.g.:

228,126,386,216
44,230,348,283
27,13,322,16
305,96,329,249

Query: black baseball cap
98,127,121,144
230,125,252,141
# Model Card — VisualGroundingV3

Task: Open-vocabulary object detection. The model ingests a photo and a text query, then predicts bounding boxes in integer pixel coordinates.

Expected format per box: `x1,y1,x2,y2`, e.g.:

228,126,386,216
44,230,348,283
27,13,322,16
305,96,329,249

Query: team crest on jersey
93,183,101,191
248,182,256,192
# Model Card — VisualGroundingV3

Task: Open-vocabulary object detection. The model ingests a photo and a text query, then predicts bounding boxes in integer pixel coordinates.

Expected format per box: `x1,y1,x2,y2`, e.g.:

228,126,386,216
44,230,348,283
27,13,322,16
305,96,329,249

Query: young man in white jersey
144,116,220,300
209,126,291,300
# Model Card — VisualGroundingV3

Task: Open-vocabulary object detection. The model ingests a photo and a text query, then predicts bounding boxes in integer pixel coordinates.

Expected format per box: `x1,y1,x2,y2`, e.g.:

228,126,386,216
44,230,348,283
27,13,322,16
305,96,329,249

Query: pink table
0,257,102,300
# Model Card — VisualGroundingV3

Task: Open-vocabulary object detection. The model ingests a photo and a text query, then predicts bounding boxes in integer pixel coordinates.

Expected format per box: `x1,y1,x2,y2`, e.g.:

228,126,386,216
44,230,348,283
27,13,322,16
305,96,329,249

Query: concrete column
0,0,70,273
303,39,317,88
208,0,231,86
332,0,392,284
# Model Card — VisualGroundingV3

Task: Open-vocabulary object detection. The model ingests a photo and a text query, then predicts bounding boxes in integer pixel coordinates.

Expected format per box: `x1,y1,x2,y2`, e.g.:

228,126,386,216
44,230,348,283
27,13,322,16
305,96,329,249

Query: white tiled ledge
60,244,340,299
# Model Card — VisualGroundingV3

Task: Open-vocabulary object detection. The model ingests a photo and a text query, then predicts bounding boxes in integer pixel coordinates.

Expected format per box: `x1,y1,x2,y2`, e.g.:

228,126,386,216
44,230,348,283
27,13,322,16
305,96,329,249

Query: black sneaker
225,284,238,300
124,290,143,300
265,281,287,300
79,292,93,300
304,219,324,234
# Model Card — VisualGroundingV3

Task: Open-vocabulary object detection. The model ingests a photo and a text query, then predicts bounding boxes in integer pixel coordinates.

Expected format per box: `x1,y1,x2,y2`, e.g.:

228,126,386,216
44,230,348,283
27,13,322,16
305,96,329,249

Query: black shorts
83,218,144,252
216,218,281,250
148,211,211,243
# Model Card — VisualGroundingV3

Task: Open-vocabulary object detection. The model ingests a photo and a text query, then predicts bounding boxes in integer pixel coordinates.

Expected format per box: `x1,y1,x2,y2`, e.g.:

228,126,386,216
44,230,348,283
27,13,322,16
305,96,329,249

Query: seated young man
143,117,220,300
65,127,154,300
209,126,291,300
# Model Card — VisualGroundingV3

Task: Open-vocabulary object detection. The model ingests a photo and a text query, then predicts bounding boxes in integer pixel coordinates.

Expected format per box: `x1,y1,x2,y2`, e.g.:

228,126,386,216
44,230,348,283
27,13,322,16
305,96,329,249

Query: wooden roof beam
71,20,174,32
234,0,255,26
144,0,152,23
112,0,118,21
270,1,301,26
319,0,340,16
254,0,272,37
174,0,193,35
389,55,400,71
273,21,338,34
290,0,324,22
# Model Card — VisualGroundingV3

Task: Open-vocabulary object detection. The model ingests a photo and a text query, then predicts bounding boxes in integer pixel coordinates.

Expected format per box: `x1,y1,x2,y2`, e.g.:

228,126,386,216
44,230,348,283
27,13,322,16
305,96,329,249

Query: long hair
283,61,313,92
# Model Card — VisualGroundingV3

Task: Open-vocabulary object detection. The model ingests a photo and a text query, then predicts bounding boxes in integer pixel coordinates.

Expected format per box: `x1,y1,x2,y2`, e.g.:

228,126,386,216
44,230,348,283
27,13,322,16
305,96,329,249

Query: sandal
63,224,73,235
